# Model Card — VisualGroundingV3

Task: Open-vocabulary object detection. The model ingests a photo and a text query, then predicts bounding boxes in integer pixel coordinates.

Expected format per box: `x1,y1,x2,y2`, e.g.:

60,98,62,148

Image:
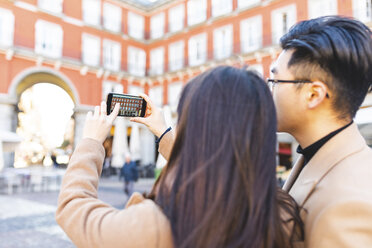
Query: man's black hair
280,16,372,119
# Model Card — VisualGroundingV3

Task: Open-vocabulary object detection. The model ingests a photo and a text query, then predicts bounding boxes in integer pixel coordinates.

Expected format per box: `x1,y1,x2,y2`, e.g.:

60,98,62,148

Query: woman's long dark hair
151,66,303,247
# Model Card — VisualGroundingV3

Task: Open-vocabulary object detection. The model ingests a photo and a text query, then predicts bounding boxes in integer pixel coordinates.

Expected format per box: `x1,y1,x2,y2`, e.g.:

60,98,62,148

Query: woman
56,66,303,248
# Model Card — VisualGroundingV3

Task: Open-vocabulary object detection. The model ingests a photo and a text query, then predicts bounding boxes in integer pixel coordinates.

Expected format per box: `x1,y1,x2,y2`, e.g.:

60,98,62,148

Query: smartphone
106,93,147,117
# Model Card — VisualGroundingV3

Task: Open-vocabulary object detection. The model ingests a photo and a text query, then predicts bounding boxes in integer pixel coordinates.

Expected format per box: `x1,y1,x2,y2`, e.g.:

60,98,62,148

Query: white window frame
150,47,164,76
238,0,261,9
353,0,372,22
169,4,184,33
248,64,263,76
128,46,146,77
128,85,144,96
168,82,183,111
38,0,63,14
128,12,144,40
149,86,163,107
188,33,207,66
240,15,262,53
0,8,14,48
271,4,297,44
103,2,122,33
102,81,123,100
212,0,232,17
187,0,207,26
213,25,233,60
35,20,63,59
82,0,101,26
151,12,165,39
82,33,101,67
169,41,184,72
308,0,338,19
103,39,121,71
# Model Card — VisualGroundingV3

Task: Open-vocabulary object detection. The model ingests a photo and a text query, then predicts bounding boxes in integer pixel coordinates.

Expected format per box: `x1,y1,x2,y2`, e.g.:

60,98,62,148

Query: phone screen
107,93,146,117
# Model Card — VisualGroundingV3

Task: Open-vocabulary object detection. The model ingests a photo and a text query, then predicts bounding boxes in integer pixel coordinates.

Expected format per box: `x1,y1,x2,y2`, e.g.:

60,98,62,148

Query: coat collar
283,156,304,193
284,123,366,207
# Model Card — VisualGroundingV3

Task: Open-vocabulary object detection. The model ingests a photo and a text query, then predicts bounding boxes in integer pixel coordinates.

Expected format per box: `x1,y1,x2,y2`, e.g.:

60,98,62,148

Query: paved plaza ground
0,175,155,248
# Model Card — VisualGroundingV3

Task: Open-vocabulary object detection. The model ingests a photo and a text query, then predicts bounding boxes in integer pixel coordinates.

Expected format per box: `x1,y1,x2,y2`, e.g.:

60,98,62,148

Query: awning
0,130,22,143
0,130,22,153
279,147,292,155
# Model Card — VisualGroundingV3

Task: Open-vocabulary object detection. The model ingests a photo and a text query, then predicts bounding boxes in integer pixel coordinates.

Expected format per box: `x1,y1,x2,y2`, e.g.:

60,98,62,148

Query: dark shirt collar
297,121,353,166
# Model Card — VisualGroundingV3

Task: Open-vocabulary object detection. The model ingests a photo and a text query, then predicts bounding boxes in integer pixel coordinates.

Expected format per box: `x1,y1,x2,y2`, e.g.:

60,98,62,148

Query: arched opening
11,70,77,168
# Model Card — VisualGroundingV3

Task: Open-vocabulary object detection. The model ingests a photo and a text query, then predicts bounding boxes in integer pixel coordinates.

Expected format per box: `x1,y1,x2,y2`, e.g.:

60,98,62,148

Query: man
270,16,372,247
132,16,372,247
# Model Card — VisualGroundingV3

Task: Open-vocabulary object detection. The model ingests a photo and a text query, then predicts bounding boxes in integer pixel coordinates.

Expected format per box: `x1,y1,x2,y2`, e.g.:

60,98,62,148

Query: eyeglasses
266,78,330,98
266,79,313,91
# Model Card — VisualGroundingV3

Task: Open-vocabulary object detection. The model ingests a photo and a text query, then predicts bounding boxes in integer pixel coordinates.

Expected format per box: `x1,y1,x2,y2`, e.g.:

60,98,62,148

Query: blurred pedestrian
51,153,59,168
120,154,138,196
102,138,112,177
101,155,111,177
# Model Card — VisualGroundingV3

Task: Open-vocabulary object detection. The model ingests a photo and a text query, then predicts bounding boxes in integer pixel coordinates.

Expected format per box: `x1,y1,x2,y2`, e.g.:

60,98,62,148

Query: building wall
0,0,370,166
0,0,148,106
0,0,369,104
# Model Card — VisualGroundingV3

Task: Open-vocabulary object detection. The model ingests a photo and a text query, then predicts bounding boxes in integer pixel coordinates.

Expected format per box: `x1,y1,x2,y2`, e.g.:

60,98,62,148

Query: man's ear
307,81,329,109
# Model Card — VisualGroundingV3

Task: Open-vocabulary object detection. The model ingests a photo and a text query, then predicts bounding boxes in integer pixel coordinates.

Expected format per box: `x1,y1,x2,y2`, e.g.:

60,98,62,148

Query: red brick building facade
0,0,370,167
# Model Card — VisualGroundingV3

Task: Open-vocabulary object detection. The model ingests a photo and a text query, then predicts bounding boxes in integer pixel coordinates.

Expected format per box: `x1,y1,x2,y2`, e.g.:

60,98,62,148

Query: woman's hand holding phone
130,93,168,137
82,101,120,143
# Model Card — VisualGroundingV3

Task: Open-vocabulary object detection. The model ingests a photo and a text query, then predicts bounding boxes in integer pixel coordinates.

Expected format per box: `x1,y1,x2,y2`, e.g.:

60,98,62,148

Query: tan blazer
283,123,372,247
56,138,174,248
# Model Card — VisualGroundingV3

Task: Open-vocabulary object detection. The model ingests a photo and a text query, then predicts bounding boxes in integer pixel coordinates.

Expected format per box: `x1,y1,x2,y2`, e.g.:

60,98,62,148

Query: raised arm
56,102,172,248
130,93,175,160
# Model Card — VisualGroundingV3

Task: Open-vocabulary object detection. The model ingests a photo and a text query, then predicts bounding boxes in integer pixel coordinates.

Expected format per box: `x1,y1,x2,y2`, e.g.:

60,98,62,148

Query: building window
38,0,63,14
212,0,232,17
168,82,183,110
128,85,144,95
240,16,262,53
103,2,122,33
151,12,165,39
169,5,184,33
0,8,14,47
128,46,146,77
271,4,296,44
353,0,372,22
169,41,184,72
248,64,263,76
188,33,207,66
128,12,144,40
214,25,233,60
238,0,261,9
308,0,337,19
102,81,123,100
188,0,207,26
150,47,164,76
149,86,163,107
82,33,100,67
103,39,121,71
35,20,63,58
83,0,101,26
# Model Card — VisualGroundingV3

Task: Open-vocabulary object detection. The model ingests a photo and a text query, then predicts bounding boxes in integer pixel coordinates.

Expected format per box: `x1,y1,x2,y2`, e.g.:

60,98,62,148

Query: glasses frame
266,78,330,98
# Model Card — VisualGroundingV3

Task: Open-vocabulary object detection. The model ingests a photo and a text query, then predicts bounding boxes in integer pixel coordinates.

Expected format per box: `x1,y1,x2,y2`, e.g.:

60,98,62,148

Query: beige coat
283,123,372,247
56,138,174,248
57,137,304,248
